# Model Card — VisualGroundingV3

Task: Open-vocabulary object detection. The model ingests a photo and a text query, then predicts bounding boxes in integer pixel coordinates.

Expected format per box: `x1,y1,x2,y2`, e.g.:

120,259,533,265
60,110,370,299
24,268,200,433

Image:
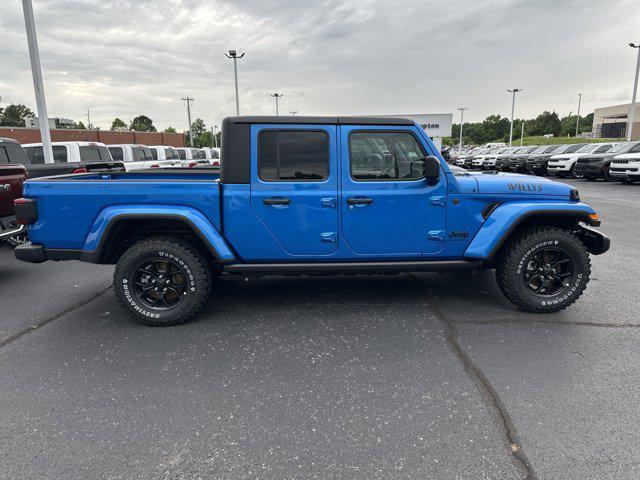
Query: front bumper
575,163,603,175
610,167,640,178
576,226,610,255
547,163,571,172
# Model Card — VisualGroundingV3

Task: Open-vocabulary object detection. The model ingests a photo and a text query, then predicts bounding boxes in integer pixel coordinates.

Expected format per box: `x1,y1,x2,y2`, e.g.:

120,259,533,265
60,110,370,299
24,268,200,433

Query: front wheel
496,227,591,313
114,236,212,326
570,164,583,179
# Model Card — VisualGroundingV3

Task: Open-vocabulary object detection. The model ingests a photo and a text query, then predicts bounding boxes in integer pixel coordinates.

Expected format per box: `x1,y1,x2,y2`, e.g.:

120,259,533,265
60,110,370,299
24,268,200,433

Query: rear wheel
602,167,613,182
114,236,212,326
496,227,590,313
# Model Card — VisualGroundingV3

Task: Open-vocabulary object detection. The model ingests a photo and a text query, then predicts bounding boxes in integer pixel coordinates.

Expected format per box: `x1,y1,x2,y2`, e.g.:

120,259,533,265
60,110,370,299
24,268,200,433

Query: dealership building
371,114,453,150
592,103,640,140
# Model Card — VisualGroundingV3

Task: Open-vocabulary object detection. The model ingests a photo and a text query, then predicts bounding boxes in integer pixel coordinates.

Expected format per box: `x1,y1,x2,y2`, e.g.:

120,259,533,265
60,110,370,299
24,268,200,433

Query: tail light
150,164,160,168
188,162,197,168
14,198,38,225
72,167,87,174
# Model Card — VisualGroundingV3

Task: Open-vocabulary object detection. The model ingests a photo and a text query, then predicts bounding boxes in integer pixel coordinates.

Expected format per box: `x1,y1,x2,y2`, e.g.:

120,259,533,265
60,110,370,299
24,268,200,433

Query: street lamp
457,107,467,150
181,96,194,147
21,0,53,164
270,93,284,116
575,93,582,137
507,88,523,146
225,49,245,116
627,43,640,141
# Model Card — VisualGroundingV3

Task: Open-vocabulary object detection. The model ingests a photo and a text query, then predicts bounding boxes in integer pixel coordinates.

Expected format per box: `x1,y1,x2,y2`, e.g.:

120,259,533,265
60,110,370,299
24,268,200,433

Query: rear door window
177,149,186,160
79,146,101,162
258,130,329,181
150,149,158,160
0,147,8,163
52,146,67,162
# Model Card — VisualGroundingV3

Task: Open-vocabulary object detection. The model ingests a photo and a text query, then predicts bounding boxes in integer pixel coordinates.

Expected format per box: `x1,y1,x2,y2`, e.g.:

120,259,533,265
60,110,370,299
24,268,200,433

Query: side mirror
424,156,441,181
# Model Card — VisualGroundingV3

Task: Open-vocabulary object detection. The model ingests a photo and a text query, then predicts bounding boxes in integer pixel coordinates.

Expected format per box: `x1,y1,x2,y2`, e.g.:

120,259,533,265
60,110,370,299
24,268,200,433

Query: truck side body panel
26,173,222,251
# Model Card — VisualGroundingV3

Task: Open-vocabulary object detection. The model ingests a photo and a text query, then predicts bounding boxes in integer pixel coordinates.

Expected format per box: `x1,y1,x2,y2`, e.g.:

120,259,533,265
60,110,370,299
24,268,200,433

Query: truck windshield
80,146,112,162
132,147,154,161
165,149,179,159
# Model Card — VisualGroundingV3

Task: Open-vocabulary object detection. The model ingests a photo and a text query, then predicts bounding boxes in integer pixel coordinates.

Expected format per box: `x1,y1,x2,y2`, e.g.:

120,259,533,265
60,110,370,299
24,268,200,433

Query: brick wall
0,127,185,147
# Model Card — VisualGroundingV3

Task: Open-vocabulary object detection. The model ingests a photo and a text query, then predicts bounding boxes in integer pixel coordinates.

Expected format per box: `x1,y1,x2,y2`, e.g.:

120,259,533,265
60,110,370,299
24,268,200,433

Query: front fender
83,205,235,263
464,201,597,260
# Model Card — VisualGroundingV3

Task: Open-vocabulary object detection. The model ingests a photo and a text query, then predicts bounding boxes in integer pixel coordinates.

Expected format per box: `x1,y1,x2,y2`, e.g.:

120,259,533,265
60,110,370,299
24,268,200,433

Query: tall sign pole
22,0,53,163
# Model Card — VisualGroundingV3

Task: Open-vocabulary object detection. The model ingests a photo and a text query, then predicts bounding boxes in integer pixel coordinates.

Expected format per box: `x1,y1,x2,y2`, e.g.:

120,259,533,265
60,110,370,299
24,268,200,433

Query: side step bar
224,260,483,275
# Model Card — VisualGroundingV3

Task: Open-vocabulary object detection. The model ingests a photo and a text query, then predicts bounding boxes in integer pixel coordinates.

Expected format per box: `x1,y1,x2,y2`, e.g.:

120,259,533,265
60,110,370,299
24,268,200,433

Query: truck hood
462,172,573,197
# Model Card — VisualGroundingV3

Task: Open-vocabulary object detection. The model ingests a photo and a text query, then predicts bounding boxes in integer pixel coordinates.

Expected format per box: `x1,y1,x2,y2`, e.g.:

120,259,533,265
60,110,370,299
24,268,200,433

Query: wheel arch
82,208,235,265
465,203,602,262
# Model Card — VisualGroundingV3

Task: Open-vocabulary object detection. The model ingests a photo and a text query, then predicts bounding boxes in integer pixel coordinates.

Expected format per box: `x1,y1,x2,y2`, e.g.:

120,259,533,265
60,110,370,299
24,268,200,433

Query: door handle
347,197,373,205
263,197,291,205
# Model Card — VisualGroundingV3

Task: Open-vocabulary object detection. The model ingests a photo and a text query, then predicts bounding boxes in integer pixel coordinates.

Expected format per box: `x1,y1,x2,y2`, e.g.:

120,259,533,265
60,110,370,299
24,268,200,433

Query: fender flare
81,205,235,263
464,202,599,261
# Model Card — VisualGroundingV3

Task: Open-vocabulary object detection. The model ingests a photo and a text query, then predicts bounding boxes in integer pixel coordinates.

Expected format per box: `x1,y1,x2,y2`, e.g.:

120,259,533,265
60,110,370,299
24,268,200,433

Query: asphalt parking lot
1,179,639,480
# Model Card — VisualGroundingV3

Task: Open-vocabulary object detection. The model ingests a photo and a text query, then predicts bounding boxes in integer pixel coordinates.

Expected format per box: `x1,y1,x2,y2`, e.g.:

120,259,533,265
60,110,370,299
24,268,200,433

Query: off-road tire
114,236,212,326
496,227,591,313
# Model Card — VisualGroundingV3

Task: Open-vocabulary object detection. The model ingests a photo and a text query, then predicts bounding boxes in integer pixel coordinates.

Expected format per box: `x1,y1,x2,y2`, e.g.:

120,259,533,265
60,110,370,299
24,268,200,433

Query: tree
71,121,86,129
184,118,212,147
164,126,177,133
0,104,35,127
111,118,127,130
529,111,561,137
130,115,156,132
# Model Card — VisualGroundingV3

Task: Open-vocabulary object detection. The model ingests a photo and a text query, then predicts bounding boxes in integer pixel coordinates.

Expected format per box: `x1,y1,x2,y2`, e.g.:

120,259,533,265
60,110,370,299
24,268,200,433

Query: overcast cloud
1,0,639,130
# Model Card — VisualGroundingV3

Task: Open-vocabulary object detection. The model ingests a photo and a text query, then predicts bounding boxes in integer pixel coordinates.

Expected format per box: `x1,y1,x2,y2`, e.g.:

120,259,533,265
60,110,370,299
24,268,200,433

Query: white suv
108,144,181,171
609,147,640,184
547,143,616,178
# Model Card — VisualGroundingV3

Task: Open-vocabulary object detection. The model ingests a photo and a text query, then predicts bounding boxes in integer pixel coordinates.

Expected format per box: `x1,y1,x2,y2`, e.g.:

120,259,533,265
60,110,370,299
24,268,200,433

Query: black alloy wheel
132,258,188,309
522,248,574,296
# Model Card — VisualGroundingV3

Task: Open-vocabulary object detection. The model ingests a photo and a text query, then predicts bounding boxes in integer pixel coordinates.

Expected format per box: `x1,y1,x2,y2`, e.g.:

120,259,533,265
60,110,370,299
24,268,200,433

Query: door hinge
428,230,444,241
320,232,337,243
430,195,447,207
321,197,336,208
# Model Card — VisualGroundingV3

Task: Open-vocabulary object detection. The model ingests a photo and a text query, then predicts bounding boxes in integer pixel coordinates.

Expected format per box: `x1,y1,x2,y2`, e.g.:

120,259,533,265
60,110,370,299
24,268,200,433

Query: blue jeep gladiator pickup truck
13,116,609,325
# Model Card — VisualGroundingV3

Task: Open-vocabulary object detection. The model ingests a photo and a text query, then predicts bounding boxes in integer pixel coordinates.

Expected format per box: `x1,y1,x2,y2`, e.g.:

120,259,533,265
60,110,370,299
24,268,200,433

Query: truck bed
24,169,221,250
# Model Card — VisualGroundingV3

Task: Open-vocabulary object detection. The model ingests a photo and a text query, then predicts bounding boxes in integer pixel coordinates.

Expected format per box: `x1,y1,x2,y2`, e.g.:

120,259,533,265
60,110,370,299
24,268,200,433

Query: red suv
0,141,29,244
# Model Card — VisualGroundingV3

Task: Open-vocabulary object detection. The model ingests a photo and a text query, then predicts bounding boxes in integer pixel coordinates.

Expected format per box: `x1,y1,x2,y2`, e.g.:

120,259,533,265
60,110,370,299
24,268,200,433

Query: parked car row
449,141,640,183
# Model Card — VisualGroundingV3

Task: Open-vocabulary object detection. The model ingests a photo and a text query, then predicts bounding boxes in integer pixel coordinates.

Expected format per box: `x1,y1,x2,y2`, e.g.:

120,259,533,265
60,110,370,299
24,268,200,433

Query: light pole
520,120,525,146
457,107,467,150
21,0,53,164
270,93,284,116
181,97,194,147
289,110,298,116
225,49,245,116
575,93,582,137
507,88,523,146
627,43,640,141
213,125,218,148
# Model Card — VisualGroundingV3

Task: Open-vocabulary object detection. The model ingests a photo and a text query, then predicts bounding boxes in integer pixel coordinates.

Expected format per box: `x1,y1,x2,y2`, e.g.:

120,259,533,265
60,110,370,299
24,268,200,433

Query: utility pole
86,109,92,130
210,126,215,148
575,93,582,137
457,107,467,150
289,110,298,116
270,93,284,115
225,50,245,116
213,125,218,148
21,0,53,164
507,88,523,146
181,97,194,147
627,43,640,141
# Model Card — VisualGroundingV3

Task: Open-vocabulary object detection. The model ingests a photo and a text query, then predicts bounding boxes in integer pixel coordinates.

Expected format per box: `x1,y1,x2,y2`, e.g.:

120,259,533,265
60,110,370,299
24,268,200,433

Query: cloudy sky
1,0,639,131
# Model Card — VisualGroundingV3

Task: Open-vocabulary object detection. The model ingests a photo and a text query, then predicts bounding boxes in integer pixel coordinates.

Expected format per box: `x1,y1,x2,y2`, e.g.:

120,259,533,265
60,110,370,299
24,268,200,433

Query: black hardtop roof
226,116,415,126
0,137,20,144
